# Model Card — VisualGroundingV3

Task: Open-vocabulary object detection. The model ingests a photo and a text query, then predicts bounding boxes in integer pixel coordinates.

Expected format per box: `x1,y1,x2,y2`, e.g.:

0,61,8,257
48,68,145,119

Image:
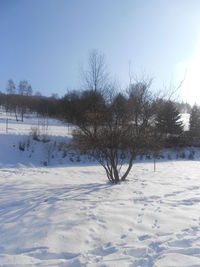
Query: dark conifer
189,104,200,136
155,101,183,134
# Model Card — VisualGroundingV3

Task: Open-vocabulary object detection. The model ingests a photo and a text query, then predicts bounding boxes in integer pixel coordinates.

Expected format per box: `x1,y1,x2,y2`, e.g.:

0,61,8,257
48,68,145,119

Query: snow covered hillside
0,112,200,266
0,112,71,136
0,113,76,167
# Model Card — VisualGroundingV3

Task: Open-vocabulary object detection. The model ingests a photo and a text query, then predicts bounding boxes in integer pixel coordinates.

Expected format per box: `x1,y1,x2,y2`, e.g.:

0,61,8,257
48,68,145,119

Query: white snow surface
0,162,200,267
0,112,73,136
0,112,200,266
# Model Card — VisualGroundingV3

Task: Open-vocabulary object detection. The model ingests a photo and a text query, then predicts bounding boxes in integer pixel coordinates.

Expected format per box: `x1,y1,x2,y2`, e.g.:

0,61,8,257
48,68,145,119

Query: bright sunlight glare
179,40,200,105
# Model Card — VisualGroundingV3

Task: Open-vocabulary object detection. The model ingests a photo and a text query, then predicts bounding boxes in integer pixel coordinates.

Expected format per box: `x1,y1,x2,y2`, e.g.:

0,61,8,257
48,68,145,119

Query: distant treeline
0,91,62,120
0,84,191,122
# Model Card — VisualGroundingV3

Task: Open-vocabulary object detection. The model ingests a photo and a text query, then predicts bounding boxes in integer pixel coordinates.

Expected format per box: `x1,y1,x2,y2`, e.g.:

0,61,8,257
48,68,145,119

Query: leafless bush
31,126,40,141
73,80,157,183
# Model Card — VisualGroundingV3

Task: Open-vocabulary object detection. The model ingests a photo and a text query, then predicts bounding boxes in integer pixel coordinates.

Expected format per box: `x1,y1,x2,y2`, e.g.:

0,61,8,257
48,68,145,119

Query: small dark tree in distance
189,104,200,137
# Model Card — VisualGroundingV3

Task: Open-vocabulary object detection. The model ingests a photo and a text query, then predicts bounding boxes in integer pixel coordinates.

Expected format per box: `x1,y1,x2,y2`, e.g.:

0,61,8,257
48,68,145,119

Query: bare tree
18,80,33,121
5,79,19,119
6,79,16,95
83,49,109,94
18,80,28,96
18,80,32,96
127,79,153,129
27,85,33,96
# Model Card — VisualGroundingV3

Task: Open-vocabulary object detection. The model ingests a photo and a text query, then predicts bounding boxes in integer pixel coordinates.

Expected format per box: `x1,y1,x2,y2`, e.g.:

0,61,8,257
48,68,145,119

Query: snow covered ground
0,112,74,136
0,162,200,266
0,112,200,266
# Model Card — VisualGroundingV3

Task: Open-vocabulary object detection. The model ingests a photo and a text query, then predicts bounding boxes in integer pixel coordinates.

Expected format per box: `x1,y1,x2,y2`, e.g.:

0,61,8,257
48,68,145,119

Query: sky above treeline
1,0,200,104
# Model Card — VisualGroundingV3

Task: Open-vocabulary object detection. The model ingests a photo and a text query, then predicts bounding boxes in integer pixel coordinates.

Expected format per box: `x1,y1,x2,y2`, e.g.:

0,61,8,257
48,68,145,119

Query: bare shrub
73,80,156,183
31,126,40,141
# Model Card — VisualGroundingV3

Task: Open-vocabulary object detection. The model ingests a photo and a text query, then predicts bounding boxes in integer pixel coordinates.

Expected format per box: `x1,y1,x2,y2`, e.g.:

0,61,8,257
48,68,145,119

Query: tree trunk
121,156,134,181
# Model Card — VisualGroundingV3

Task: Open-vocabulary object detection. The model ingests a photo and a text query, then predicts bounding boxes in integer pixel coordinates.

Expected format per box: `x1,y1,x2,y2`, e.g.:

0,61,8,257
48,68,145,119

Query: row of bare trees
0,92,62,121
2,79,33,121
6,79,33,96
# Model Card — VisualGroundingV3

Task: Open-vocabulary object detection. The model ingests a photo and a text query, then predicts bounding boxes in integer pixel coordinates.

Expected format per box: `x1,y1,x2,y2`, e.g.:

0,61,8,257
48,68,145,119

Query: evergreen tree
155,100,183,134
111,93,128,125
189,104,200,136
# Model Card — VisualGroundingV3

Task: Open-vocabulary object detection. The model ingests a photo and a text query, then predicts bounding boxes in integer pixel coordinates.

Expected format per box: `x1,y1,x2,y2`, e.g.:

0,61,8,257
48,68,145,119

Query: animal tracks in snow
1,161,200,266
152,219,160,229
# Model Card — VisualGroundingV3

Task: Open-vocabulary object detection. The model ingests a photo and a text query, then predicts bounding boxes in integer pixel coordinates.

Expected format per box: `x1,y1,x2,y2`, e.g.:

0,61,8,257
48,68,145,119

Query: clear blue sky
1,0,200,103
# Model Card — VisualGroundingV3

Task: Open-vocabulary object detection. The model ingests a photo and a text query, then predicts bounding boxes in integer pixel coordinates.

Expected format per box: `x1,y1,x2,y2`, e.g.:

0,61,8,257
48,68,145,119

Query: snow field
0,113,73,136
0,162,200,266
